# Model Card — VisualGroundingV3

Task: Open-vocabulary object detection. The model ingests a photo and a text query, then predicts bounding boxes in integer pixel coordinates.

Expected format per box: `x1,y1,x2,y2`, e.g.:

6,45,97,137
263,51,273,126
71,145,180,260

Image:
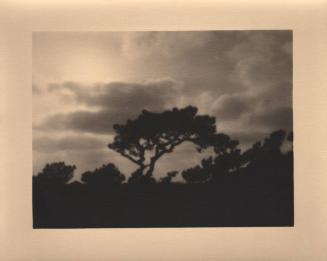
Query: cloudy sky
33,31,292,180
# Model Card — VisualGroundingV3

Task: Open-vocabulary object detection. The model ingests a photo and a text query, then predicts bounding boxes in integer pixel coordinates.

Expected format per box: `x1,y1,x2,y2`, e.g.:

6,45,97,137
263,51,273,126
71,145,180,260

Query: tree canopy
81,163,125,188
35,162,76,185
108,106,216,180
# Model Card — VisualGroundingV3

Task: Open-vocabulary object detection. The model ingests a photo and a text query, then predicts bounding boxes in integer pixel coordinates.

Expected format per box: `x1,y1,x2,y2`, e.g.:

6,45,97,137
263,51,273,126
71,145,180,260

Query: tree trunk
145,163,155,177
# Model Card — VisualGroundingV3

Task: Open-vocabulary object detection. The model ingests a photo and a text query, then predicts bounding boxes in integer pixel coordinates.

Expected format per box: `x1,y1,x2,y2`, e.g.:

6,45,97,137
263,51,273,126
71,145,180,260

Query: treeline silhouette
33,106,293,228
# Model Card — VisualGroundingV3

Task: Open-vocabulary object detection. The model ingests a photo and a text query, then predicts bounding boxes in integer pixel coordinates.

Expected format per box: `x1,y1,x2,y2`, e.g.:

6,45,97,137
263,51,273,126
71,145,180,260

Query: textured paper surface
1,0,327,260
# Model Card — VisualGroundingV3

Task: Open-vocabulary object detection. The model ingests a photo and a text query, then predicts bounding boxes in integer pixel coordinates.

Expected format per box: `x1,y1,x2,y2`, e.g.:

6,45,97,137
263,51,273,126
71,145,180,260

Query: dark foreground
33,177,293,228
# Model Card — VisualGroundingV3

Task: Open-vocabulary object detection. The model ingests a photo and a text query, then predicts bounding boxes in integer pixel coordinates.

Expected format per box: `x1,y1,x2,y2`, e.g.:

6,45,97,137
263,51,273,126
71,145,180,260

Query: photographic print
32,31,293,228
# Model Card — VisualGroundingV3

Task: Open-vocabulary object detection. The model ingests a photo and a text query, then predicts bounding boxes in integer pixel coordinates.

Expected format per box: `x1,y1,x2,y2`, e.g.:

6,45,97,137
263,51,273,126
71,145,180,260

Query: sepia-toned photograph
32,31,293,228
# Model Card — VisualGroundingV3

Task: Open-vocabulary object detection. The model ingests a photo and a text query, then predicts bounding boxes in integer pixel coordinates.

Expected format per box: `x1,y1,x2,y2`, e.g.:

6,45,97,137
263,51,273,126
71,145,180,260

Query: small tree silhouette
182,158,212,183
35,162,76,185
182,133,242,183
238,130,293,185
211,133,240,156
242,130,287,164
81,163,125,188
108,106,216,179
127,169,157,185
160,171,178,184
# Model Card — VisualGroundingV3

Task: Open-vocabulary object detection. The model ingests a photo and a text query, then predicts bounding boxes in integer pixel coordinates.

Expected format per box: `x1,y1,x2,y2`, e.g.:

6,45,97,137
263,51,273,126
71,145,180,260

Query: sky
32,31,293,180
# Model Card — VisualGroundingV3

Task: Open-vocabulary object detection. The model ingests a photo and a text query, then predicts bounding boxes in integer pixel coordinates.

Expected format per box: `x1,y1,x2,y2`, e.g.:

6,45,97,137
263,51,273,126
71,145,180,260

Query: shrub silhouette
160,171,178,184
241,130,293,183
127,169,156,185
182,133,243,183
81,163,125,188
210,134,243,182
108,106,216,180
182,158,212,183
34,162,76,185
242,130,287,167
211,133,240,156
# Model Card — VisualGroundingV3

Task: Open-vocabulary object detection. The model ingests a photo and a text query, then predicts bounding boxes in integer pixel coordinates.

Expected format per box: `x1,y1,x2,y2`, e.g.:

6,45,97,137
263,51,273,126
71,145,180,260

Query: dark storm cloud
48,78,181,108
154,30,292,98
38,78,182,134
33,135,105,153
36,110,117,134
226,31,292,92
220,107,292,149
117,31,292,99
213,104,293,148
248,106,293,131
212,94,258,121
228,130,270,148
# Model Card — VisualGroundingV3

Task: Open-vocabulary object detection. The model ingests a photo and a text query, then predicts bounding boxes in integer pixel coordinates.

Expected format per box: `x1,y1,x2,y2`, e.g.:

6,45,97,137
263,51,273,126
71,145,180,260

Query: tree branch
145,136,197,177
119,150,142,166
136,141,146,163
